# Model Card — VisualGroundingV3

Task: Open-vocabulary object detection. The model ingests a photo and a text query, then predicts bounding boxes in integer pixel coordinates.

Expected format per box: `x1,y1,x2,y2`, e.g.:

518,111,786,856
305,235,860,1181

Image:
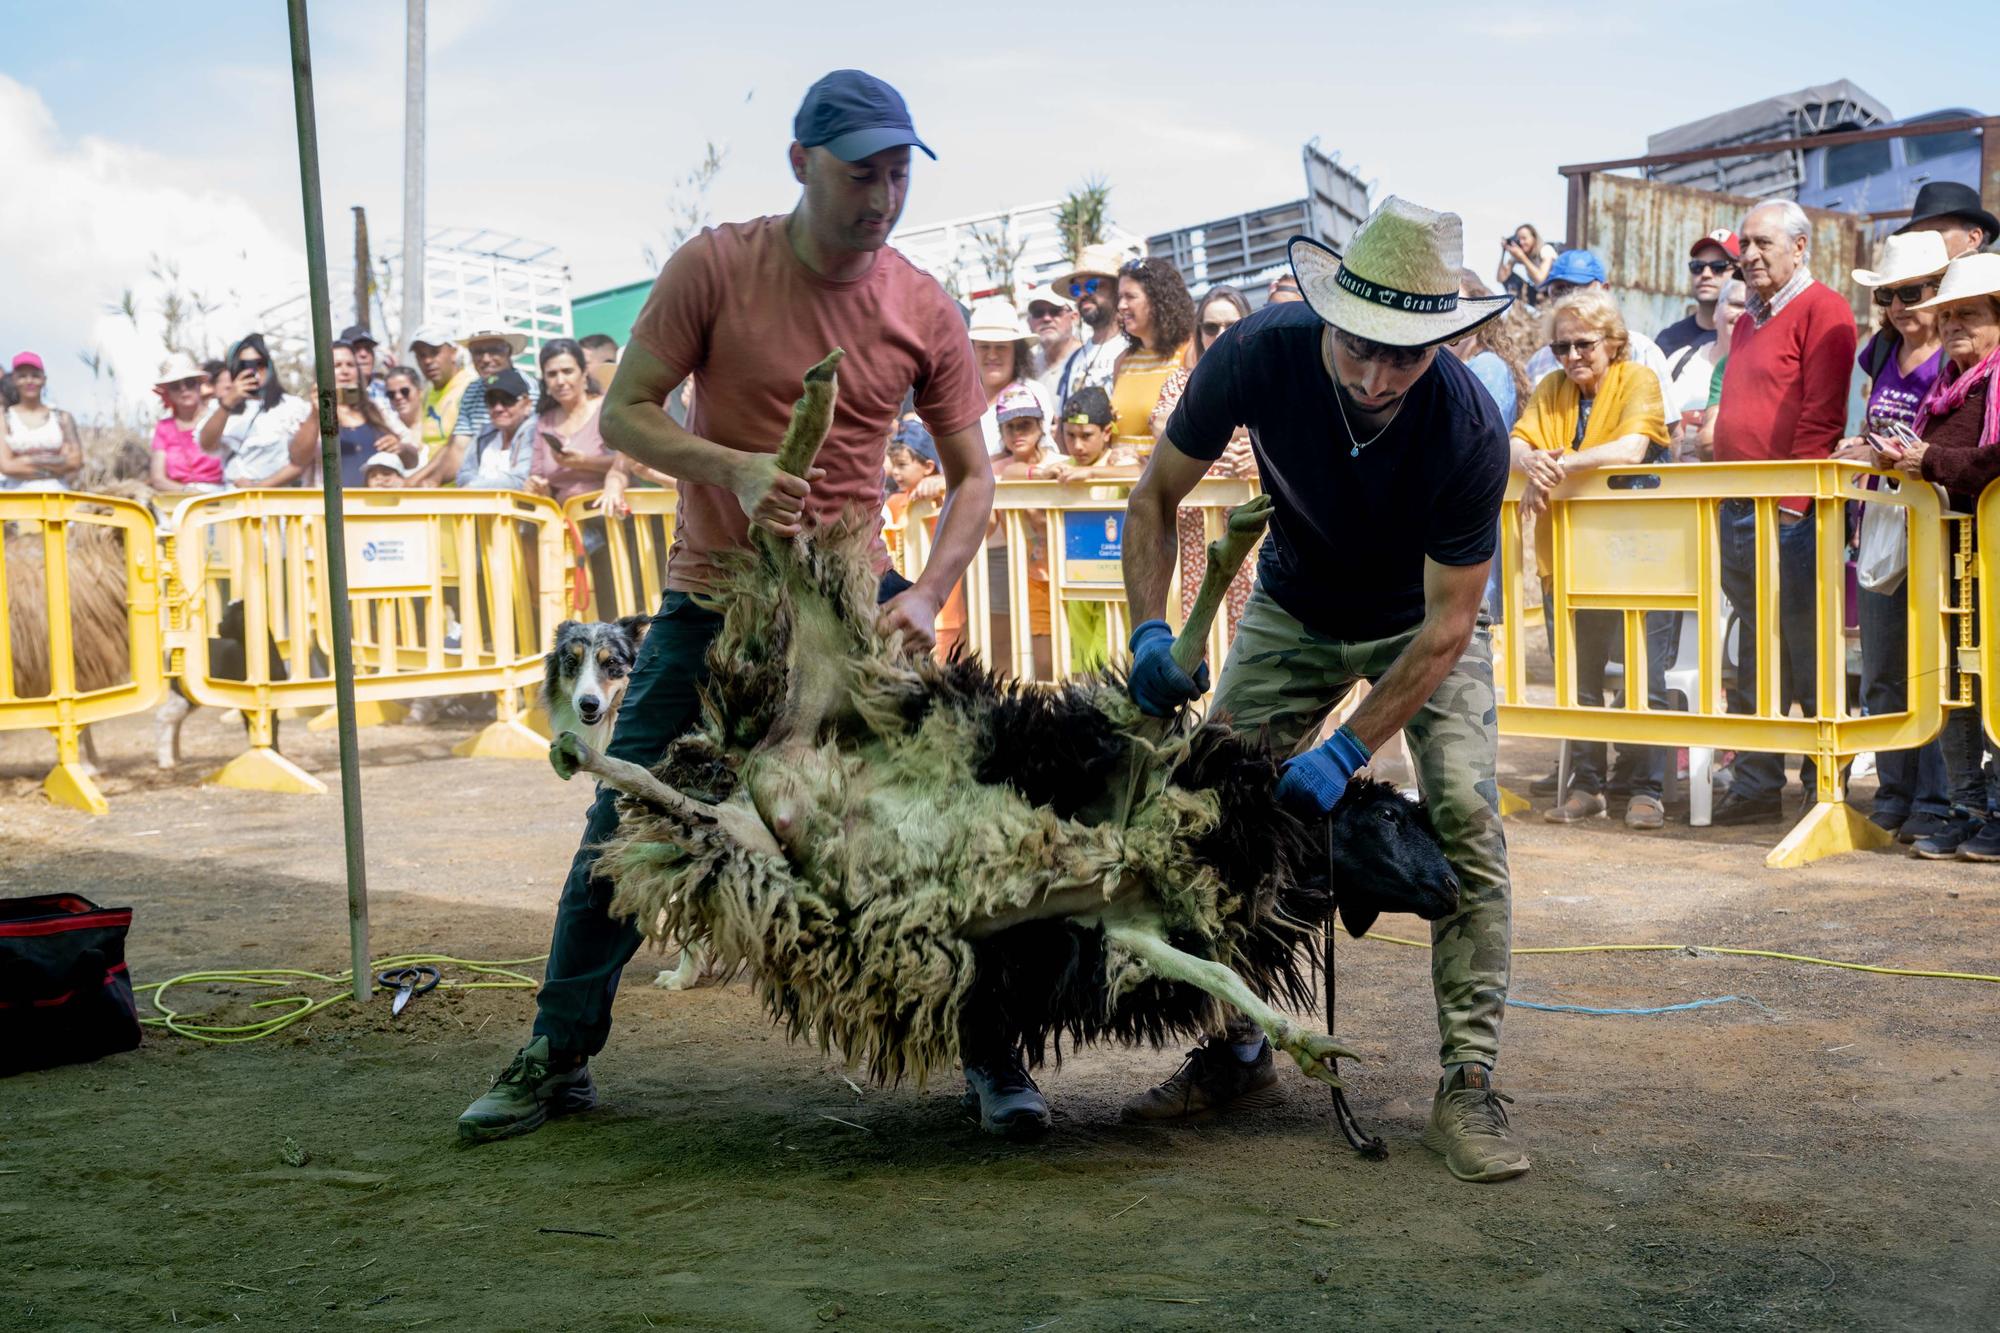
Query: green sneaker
456,1036,598,1145
1421,1064,1530,1182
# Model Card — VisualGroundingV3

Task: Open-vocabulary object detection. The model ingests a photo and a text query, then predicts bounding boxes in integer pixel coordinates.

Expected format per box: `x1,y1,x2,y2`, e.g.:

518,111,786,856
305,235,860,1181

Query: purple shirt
1859,331,1945,431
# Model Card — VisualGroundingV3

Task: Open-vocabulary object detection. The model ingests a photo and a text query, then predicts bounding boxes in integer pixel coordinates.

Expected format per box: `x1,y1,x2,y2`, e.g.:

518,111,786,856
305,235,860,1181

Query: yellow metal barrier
166,488,566,792
559,486,677,620
903,477,1260,681
1495,460,1944,867
0,491,165,813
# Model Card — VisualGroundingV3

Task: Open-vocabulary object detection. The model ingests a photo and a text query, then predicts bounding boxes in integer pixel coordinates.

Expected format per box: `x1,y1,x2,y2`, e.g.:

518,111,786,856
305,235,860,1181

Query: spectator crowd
4,174,1997,858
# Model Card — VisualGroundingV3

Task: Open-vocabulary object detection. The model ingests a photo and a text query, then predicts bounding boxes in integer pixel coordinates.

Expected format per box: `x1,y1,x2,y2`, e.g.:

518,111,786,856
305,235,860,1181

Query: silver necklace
1332,377,1406,457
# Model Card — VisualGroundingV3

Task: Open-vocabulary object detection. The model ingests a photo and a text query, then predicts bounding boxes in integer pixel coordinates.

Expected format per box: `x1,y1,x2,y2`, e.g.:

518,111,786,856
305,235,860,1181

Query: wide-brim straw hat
1288,196,1512,348
458,325,528,354
1047,243,1131,297
1852,231,1950,289
154,350,204,386
1912,252,2000,311
966,297,1032,343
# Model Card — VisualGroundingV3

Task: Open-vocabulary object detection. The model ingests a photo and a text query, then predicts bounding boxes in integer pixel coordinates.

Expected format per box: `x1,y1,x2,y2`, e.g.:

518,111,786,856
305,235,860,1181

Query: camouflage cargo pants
1208,582,1512,1070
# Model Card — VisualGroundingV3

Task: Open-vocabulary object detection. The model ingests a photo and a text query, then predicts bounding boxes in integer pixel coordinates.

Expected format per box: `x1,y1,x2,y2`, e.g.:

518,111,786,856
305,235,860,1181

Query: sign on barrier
166,488,566,792
1494,459,1944,866
0,491,165,813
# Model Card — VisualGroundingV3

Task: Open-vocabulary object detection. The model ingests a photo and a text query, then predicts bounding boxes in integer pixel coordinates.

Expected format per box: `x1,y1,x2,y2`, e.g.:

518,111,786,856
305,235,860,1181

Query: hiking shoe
1624,795,1665,831
1543,790,1607,824
1421,1065,1530,1183
457,1036,598,1145
1120,1039,1281,1123
1711,791,1783,826
1955,820,2000,863
1869,808,1907,835
1528,770,1560,797
960,1050,1051,1141
1897,811,1950,846
1914,817,1983,861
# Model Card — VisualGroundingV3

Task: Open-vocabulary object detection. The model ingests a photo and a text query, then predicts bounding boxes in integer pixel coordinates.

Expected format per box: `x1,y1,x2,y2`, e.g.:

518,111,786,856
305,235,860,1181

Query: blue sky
2,0,1991,416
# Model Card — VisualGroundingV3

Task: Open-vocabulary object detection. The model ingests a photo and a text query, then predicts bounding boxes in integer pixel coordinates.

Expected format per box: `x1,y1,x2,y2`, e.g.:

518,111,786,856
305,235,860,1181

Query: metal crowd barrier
1495,459,1945,867
0,492,165,813
164,488,566,793
902,476,1259,682
559,486,677,620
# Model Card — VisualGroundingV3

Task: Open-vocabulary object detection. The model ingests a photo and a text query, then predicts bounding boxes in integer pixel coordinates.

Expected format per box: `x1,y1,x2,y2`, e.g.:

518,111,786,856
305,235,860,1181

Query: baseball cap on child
891,416,939,465
1061,385,1114,427
994,384,1045,425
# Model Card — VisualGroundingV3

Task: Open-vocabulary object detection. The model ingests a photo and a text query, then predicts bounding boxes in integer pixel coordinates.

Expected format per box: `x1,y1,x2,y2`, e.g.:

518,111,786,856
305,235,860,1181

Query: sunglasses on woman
389,386,417,401
1872,281,1936,308
165,377,204,392
1551,337,1603,358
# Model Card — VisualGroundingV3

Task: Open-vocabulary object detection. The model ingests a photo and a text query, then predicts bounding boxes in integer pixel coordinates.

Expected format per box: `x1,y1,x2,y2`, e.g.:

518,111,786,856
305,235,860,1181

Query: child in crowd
1052,386,1139,483
884,416,940,524
361,452,413,488
988,385,1055,676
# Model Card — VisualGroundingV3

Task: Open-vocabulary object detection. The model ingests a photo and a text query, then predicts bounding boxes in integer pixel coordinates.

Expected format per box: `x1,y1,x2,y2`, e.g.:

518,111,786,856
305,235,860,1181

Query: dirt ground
3,707,1997,1332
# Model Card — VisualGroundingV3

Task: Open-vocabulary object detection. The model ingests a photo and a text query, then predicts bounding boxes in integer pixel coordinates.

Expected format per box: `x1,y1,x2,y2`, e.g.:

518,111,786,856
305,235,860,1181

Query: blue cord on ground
1507,994,1775,1017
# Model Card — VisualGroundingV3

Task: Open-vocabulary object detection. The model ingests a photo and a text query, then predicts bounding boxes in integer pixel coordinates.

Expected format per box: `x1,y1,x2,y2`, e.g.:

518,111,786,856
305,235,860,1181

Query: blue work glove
1126,619,1209,717
1275,725,1372,817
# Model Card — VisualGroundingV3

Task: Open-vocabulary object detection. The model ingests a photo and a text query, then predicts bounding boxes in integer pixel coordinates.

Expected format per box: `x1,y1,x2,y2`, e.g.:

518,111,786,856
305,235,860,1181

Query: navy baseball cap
794,69,934,163
1541,248,1608,289
483,368,531,403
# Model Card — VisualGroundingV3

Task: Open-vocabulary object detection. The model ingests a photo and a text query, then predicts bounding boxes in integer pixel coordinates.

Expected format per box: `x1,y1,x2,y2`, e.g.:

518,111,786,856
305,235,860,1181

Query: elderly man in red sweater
1709,199,1859,825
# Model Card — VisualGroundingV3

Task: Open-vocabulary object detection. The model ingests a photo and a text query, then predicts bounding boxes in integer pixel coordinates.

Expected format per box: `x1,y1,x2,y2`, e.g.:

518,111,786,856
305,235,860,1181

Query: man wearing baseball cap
1117,197,1531,1183
1658,230,1741,360
459,70,1005,1144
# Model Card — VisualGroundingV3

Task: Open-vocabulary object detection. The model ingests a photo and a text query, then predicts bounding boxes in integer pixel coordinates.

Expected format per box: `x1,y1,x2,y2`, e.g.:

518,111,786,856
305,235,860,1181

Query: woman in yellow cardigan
1511,289,1674,830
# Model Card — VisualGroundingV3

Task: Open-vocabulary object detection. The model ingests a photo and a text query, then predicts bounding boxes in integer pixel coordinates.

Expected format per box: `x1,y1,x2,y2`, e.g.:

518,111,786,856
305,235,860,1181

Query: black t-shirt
1163,302,1509,641
1654,314,1717,360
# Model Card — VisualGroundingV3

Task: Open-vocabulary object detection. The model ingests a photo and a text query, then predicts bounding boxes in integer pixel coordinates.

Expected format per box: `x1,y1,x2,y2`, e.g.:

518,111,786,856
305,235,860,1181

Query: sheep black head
1323,776,1460,938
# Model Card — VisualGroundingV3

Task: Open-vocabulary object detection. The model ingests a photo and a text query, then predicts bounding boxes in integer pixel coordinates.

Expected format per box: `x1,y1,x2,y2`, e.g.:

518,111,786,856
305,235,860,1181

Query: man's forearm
1344,611,1477,753
1121,483,1178,624
601,399,743,493
913,468,993,598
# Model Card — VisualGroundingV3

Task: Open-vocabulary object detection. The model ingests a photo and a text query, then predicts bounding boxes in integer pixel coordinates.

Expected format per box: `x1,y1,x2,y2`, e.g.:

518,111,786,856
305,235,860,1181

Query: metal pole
399,0,426,351
286,0,372,1002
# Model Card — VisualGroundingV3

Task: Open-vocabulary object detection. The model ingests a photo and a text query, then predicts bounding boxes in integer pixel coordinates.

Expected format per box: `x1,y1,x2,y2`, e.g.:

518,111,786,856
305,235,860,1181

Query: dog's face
544,616,648,728
1324,776,1460,937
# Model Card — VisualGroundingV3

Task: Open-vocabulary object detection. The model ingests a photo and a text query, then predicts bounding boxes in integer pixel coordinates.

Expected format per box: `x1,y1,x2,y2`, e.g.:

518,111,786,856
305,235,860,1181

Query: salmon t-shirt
629,215,984,593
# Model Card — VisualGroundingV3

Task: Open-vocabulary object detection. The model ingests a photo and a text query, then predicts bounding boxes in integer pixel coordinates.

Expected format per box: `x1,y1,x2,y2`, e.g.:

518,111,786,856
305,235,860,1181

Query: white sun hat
1288,196,1513,348
1911,252,2000,310
154,350,204,386
966,298,1033,343
1852,231,1950,289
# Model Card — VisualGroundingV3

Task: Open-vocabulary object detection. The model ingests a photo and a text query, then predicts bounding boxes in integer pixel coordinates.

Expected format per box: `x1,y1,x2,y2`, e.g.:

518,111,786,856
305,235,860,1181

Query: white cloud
0,75,303,420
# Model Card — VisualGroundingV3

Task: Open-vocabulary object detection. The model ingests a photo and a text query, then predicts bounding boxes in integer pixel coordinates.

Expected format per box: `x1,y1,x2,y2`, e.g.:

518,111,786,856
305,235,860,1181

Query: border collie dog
543,614,716,990
541,616,650,756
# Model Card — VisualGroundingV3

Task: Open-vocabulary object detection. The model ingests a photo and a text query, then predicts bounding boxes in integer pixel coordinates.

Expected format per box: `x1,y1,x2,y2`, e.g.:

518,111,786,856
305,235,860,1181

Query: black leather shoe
1869,809,1907,835
1710,792,1784,826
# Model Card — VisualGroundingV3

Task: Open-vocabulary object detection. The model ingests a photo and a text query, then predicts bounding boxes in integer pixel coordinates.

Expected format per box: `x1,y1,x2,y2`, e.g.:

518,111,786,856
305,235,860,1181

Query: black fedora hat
1894,181,2000,244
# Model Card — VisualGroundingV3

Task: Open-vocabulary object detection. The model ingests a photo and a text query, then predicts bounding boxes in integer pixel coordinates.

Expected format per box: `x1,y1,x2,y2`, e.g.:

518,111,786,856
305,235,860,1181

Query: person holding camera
1495,223,1557,303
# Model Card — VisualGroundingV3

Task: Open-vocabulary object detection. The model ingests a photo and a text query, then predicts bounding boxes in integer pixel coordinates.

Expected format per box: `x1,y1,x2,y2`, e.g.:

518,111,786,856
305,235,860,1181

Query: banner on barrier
346,517,435,593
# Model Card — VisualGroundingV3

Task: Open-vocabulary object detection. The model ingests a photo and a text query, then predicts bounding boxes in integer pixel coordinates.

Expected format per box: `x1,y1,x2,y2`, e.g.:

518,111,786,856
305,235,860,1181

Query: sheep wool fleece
1208,583,1510,1069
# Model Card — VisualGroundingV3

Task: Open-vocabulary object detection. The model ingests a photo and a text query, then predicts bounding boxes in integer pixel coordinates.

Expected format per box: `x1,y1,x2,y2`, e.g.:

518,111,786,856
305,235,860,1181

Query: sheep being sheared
553,350,1460,1089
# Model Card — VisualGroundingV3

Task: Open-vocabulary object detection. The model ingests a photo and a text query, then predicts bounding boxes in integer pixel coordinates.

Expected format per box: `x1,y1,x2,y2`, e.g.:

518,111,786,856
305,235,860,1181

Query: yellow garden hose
134,954,547,1044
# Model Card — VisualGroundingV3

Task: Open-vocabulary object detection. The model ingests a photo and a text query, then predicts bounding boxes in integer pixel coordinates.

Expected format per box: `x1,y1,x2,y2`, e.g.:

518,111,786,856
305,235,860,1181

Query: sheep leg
774,349,845,478
1170,493,1272,676
1102,918,1356,1088
550,731,782,858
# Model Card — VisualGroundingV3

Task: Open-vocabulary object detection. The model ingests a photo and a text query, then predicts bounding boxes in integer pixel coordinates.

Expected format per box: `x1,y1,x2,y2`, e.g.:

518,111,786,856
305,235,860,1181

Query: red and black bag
0,894,142,1075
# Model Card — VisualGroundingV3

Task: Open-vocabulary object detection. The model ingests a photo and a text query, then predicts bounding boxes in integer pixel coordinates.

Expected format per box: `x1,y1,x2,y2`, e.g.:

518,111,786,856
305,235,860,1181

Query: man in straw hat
1047,242,1132,400
1118,196,1529,1182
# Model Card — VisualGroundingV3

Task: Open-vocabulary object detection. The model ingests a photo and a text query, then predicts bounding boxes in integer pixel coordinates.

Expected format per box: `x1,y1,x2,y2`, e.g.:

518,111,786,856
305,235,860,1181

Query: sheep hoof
550,732,586,781
1278,1027,1359,1089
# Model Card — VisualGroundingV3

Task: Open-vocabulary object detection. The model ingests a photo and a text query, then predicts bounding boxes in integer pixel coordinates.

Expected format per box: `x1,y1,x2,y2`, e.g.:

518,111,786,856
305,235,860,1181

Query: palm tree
1056,176,1112,263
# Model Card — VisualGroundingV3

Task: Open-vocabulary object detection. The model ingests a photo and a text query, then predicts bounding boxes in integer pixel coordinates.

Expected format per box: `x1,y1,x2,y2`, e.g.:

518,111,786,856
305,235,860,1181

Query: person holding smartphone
526,338,615,505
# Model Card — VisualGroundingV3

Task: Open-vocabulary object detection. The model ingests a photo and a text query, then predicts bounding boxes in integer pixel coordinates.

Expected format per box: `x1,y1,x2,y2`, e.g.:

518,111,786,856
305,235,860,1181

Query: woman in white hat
967,298,1054,458
1833,231,1952,845
1882,253,2000,860
148,351,227,493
